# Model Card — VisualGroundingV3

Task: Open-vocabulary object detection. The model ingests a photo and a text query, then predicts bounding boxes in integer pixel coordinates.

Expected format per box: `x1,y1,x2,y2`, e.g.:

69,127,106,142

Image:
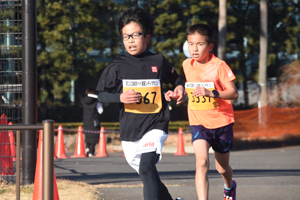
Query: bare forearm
209,89,239,100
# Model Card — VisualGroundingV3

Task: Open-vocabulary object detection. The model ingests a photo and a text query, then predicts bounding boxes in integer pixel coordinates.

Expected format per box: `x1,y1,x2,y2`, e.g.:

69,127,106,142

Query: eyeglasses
121,32,144,41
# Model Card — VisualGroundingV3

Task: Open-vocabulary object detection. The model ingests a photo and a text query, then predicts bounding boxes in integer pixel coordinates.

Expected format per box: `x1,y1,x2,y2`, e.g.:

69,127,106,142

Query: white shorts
122,129,168,173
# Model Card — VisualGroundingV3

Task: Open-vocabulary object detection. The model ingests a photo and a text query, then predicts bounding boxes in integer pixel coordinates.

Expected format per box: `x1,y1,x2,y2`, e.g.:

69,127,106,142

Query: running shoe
223,180,236,200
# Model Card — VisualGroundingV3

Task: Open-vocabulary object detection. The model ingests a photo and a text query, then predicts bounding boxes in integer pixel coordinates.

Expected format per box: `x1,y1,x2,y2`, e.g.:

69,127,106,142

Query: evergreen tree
37,0,112,118
226,0,299,107
152,0,219,78
35,0,300,121
266,0,300,77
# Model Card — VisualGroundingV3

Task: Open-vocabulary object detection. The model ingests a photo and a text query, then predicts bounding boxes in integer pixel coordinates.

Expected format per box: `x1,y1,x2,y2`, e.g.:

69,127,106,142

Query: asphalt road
54,145,300,200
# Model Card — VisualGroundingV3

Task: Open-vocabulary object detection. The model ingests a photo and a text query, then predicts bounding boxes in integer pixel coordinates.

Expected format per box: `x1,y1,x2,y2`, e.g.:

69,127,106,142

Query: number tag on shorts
123,79,162,114
185,82,219,110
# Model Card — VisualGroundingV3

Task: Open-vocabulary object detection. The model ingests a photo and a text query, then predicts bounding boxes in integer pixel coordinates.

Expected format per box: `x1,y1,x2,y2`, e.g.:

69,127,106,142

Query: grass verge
0,179,100,200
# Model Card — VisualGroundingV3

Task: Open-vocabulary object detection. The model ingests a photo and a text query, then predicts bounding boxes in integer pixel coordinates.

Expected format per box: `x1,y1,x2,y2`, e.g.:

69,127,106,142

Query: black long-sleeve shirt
96,50,183,141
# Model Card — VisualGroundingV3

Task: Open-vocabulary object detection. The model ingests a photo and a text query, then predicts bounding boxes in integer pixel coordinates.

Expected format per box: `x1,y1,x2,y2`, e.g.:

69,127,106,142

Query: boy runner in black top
96,7,184,200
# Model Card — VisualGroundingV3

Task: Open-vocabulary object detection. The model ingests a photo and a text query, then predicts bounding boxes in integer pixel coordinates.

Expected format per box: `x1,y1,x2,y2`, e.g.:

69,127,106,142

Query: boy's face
121,22,151,56
187,33,214,63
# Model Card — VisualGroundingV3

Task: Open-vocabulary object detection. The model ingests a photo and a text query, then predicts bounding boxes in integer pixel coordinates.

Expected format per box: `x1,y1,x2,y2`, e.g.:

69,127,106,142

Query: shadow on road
55,166,300,185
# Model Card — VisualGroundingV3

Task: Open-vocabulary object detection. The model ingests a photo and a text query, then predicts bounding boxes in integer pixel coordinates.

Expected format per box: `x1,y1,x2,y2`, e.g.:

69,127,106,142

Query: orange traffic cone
32,130,59,200
55,125,68,159
8,122,16,161
174,127,188,156
70,126,87,158
94,127,109,157
54,144,58,160
0,114,14,175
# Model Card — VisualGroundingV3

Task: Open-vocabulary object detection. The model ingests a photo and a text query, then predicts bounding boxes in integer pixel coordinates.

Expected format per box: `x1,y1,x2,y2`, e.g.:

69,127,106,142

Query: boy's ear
209,43,214,51
146,34,151,44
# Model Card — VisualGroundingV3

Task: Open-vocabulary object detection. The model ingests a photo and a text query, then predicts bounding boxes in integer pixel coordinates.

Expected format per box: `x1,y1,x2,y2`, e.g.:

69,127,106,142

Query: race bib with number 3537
185,82,219,111
123,79,162,114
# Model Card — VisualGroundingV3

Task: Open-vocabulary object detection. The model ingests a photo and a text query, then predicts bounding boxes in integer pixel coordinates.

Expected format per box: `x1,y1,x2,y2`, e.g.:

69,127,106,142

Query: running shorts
190,123,234,153
122,129,168,173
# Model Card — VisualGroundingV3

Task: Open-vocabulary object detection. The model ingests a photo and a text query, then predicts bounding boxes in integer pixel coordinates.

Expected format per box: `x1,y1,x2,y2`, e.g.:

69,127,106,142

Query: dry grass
0,179,100,200
164,133,191,146
271,60,300,108
0,178,182,200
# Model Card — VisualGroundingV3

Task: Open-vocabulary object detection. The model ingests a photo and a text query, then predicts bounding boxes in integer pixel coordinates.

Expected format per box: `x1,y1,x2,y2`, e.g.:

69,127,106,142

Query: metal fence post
16,130,21,200
43,120,54,200
0,123,45,199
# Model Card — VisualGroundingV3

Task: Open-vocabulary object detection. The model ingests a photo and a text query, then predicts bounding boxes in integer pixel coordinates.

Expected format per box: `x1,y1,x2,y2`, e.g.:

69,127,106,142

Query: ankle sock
224,180,234,190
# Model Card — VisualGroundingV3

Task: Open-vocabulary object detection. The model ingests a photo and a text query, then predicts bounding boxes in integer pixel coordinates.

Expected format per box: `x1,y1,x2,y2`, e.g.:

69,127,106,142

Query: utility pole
22,0,37,184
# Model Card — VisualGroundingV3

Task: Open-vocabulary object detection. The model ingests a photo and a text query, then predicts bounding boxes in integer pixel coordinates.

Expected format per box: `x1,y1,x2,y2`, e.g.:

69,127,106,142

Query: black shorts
189,123,234,153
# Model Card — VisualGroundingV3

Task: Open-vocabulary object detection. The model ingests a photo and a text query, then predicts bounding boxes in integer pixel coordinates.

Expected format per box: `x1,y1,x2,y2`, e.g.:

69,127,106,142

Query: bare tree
258,0,268,125
218,0,227,60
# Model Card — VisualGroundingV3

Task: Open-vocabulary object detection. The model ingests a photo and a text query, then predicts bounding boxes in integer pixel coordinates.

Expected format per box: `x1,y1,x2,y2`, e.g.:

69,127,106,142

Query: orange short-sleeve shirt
183,54,236,129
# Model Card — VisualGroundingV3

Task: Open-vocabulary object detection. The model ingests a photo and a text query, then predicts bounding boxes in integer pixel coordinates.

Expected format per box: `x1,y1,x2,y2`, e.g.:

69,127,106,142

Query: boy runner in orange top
165,24,239,200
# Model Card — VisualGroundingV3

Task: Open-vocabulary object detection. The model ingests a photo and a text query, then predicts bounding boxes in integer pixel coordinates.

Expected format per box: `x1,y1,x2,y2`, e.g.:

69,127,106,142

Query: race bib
123,79,162,114
185,82,219,110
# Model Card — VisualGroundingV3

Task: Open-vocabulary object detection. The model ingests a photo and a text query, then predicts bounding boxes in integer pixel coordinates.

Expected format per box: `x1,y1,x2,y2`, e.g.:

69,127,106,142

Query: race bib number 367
185,82,219,110
123,79,162,114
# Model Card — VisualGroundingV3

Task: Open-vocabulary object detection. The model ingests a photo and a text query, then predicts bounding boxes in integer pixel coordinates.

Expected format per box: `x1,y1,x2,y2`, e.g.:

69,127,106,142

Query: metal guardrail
0,120,54,200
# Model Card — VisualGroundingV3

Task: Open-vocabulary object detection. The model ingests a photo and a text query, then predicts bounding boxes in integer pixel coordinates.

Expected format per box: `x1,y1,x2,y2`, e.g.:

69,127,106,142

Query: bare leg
192,139,210,200
215,151,233,189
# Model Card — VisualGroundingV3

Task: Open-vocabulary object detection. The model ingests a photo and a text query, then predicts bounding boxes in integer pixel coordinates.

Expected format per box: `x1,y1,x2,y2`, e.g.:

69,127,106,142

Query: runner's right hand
120,89,141,104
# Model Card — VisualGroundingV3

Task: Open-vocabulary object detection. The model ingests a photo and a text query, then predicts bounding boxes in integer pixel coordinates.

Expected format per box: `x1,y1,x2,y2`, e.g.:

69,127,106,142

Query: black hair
186,24,213,44
85,88,95,96
117,7,154,37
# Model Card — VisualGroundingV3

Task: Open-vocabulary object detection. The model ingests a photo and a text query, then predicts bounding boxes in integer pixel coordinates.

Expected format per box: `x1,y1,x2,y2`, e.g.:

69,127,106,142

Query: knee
195,158,209,172
139,163,154,175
